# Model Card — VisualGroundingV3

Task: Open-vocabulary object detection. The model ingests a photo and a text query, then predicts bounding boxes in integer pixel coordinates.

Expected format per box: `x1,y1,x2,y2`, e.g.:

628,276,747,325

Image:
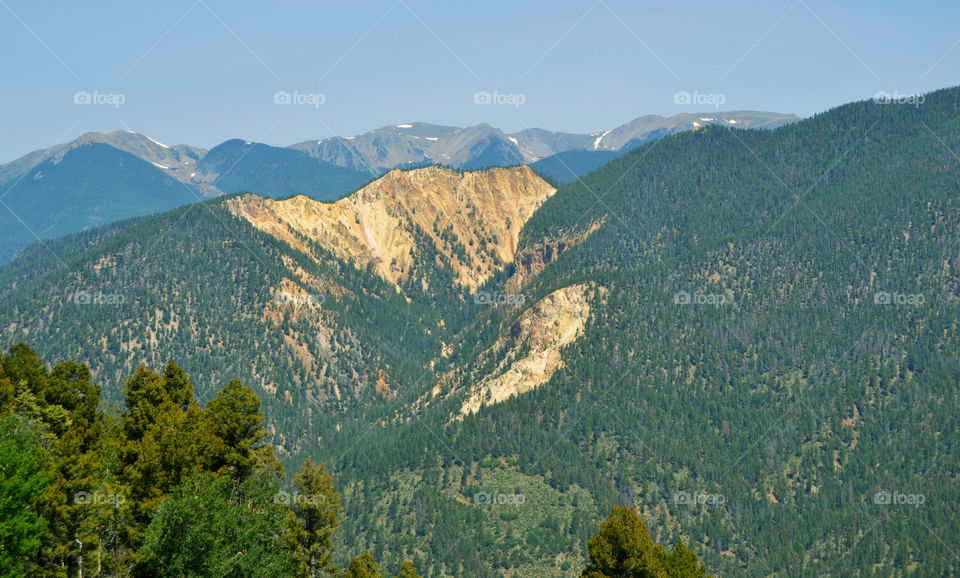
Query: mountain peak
227,165,555,290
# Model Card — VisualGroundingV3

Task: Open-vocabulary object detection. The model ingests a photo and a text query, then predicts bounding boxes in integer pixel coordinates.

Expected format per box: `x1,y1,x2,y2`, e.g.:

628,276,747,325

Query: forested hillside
315,88,960,575
0,166,551,456
1,88,958,575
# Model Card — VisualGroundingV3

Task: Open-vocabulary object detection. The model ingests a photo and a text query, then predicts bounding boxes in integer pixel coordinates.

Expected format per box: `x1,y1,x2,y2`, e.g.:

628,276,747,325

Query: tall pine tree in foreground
582,506,710,577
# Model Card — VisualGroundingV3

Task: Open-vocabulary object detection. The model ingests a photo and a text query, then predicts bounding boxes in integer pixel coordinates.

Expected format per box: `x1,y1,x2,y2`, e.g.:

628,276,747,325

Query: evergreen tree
663,541,709,578
205,379,272,481
582,506,710,577
393,560,423,578
285,459,342,577
344,551,383,578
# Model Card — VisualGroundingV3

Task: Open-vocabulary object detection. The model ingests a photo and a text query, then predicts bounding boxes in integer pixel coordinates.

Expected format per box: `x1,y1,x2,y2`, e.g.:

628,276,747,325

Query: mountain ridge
226,165,555,290
0,110,797,266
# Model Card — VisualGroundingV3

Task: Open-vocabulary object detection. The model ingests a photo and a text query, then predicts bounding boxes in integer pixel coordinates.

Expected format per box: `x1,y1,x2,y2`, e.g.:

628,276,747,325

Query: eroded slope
226,165,555,290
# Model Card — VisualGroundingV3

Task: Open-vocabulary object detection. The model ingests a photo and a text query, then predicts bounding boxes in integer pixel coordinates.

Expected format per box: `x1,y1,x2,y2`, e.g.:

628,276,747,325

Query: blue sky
1,0,957,162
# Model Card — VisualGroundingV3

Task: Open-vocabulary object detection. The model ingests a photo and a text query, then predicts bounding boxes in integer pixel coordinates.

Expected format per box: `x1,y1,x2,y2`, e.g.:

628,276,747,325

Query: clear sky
1,0,957,162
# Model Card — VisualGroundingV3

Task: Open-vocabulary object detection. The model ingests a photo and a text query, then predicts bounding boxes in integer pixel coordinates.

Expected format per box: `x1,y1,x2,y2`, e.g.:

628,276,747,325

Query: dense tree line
0,344,420,577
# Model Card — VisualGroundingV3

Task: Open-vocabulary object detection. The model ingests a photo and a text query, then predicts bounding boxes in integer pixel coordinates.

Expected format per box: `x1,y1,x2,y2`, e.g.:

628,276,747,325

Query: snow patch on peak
146,135,170,149
592,129,613,150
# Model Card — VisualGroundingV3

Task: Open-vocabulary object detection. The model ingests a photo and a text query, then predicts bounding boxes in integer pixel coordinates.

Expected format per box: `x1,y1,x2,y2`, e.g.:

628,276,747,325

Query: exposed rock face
411,284,597,418
226,165,555,290
457,284,595,416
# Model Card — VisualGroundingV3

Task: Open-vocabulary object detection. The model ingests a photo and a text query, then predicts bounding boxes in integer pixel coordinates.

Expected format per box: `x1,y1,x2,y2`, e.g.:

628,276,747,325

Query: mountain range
0,111,798,264
0,87,957,575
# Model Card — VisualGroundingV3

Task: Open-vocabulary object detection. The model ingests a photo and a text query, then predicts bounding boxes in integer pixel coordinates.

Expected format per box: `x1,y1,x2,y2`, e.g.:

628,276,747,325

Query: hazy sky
1,0,957,162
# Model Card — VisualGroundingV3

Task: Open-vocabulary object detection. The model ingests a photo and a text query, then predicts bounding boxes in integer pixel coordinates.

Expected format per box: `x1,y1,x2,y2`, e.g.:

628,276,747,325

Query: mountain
0,164,554,448
0,111,797,265
1,88,957,575
508,127,596,159
289,123,526,173
0,133,372,265
0,142,200,263
0,130,211,264
0,129,203,187
589,110,799,151
290,111,801,173
227,165,553,290
528,111,800,183
75,129,206,180
191,139,374,201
